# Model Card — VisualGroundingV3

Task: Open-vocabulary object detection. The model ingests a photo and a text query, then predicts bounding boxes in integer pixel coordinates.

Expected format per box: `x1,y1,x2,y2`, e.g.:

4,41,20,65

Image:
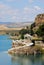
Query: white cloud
24,7,30,14
34,6,41,10
11,16,16,20
29,0,34,3
4,0,21,2
7,0,13,2
0,4,5,9
0,2,43,22
24,7,29,11
0,3,19,22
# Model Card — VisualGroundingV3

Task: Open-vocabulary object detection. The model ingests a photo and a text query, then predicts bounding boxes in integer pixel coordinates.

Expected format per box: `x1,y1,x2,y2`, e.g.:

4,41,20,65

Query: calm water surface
0,35,44,65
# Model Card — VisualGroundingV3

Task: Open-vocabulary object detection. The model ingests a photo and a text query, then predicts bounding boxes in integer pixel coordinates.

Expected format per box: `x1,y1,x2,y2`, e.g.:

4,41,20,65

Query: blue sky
0,0,44,22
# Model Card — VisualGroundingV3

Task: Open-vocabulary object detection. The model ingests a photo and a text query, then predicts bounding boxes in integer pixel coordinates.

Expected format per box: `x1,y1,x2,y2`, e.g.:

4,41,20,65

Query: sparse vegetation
21,34,24,39
19,29,30,35
31,22,36,29
36,24,44,37
19,29,30,39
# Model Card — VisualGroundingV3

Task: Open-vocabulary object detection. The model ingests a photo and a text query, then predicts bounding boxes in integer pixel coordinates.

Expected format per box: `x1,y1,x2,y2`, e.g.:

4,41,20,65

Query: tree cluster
36,24,44,38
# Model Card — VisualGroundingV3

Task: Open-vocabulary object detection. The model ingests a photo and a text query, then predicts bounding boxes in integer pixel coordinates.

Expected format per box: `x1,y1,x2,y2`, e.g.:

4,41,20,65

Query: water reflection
0,35,44,65
0,53,44,65
11,55,44,65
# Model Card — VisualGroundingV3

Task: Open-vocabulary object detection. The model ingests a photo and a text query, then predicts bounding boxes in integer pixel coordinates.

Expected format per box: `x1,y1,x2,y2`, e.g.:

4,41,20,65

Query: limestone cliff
32,14,44,32
35,14,44,26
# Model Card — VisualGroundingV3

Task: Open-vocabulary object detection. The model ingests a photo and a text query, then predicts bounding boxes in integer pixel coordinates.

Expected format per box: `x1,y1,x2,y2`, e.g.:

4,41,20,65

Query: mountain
0,22,32,28
35,14,44,26
0,25,9,30
31,14,44,32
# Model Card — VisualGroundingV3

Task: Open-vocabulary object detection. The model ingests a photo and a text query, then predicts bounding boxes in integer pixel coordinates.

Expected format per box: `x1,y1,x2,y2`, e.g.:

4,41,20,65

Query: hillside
31,14,44,32
0,22,32,28
0,25,22,31
35,14,44,26
0,25,8,30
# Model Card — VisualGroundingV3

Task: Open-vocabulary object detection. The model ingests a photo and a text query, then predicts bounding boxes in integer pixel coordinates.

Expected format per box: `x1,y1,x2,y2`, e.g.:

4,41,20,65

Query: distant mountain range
0,22,32,28
0,22,12,24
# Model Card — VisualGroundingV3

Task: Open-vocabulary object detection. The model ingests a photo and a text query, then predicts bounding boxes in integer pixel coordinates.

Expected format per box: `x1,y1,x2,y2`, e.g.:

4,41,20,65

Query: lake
0,35,44,65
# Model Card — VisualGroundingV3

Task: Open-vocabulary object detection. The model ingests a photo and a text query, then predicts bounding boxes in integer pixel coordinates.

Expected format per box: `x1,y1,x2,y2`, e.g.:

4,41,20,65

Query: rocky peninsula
8,35,44,55
8,14,44,56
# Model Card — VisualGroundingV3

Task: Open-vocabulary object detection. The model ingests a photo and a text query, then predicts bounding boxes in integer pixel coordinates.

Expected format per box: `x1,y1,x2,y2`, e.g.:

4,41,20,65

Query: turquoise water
0,35,12,51
0,35,44,65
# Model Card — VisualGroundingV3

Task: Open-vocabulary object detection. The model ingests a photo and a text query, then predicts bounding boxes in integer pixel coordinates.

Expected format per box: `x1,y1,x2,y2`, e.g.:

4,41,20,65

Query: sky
0,0,44,22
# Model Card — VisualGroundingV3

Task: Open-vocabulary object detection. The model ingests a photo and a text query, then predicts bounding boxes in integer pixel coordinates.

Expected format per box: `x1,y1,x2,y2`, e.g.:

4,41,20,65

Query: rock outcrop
32,14,44,32
35,14,44,26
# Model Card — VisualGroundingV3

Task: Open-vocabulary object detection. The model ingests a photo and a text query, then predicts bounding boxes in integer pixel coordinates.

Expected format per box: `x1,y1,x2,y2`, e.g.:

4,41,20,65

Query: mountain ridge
0,21,32,28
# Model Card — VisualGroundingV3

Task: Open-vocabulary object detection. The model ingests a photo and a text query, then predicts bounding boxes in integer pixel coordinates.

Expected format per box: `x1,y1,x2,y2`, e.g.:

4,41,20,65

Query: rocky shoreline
8,40,44,56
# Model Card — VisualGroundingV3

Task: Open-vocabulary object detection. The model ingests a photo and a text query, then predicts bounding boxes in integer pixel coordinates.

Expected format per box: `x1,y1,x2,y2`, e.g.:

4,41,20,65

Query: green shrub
21,34,24,39
36,24,44,37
